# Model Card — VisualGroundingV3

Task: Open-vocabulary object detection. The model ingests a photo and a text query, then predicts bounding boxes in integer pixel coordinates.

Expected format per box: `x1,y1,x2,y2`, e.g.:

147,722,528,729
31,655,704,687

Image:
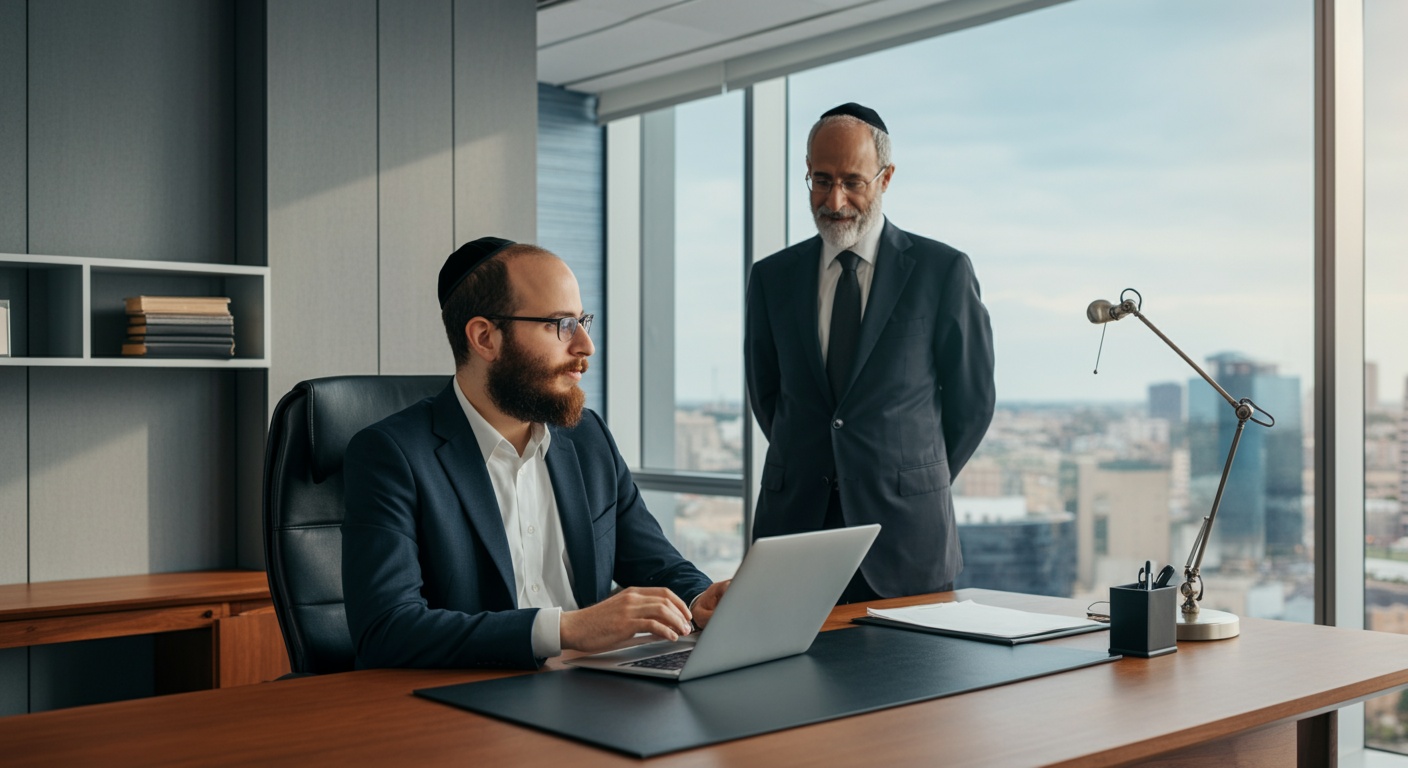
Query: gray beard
813,193,882,250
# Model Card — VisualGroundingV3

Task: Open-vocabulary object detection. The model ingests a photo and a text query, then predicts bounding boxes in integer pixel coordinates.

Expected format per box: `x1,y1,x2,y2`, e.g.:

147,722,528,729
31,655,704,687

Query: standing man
344,237,729,669
745,103,995,601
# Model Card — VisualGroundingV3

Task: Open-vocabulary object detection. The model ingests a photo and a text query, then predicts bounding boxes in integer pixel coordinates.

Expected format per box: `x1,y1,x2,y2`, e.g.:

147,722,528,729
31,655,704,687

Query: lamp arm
1113,298,1276,616
1122,302,1240,411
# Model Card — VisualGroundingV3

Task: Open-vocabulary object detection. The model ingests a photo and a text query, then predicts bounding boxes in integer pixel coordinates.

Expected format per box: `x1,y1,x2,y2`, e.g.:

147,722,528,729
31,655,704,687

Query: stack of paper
860,600,1106,645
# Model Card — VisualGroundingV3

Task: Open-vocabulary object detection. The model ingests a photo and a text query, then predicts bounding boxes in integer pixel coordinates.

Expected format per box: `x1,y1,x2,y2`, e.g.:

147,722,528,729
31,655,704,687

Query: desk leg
1297,711,1336,768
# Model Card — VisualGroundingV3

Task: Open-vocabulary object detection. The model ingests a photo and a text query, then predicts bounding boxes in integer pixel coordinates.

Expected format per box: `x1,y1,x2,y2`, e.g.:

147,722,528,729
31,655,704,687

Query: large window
784,0,1315,613
609,91,748,578
1364,0,1408,754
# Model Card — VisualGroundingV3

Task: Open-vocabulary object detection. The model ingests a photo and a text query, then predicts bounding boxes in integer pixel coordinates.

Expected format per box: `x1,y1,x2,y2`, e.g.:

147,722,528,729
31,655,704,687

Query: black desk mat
415,625,1118,758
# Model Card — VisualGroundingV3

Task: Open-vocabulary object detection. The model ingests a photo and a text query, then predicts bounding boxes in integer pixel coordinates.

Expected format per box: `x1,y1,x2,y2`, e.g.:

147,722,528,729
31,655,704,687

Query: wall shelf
0,253,269,367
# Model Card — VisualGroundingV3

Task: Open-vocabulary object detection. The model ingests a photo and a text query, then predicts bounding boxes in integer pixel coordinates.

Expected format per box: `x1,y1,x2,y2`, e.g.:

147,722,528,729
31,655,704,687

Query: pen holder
1108,583,1177,658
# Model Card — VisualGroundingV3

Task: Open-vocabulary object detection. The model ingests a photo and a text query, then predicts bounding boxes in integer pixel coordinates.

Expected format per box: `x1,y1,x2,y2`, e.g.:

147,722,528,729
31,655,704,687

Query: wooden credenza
0,570,290,692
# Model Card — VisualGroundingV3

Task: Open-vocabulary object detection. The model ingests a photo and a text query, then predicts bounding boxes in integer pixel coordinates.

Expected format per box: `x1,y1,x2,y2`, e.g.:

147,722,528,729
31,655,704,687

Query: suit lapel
544,431,596,608
842,221,914,400
430,384,518,603
788,237,834,408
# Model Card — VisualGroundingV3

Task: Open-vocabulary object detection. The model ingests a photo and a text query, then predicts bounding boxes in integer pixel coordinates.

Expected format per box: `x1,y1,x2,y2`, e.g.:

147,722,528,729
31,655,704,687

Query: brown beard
486,328,587,428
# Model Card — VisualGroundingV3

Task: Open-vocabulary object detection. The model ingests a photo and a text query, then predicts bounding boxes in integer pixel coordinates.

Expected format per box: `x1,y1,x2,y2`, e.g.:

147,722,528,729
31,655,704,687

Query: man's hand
559,587,694,653
690,580,732,629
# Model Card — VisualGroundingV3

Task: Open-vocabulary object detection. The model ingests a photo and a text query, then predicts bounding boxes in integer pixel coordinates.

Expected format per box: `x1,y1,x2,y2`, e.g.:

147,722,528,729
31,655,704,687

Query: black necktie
827,250,861,400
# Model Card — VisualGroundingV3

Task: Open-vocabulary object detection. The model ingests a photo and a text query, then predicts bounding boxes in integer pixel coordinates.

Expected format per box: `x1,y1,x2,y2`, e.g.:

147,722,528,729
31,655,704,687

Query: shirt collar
820,214,886,270
453,376,552,461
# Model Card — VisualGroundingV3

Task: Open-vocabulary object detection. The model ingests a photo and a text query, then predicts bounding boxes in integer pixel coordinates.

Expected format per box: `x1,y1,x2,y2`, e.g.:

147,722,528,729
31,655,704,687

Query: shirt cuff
531,606,563,659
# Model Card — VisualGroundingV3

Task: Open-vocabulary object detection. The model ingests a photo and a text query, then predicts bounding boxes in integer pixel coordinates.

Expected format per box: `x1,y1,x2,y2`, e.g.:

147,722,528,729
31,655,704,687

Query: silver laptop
565,524,880,682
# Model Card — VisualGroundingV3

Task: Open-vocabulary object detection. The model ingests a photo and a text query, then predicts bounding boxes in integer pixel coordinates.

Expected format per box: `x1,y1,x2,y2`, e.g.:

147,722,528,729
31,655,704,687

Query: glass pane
670,92,746,473
640,490,745,582
1364,0,1408,754
787,0,1313,611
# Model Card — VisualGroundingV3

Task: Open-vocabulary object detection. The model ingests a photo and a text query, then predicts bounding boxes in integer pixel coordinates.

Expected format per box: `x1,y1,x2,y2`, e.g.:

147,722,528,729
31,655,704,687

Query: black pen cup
1108,582,1177,658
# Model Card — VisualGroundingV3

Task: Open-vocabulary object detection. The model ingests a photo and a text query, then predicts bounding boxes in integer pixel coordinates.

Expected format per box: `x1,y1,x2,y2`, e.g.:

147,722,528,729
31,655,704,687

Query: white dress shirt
817,215,886,362
454,379,577,659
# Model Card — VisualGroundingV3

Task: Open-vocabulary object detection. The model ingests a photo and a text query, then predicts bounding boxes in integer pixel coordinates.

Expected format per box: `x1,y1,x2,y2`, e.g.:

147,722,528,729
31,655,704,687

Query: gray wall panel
454,0,537,244
235,0,267,270
236,370,266,570
379,0,455,375
0,369,26,584
266,0,379,401
28,0,233,263
538,85,604,413
0,0,24,253
29,369,235,581
30,636,153,712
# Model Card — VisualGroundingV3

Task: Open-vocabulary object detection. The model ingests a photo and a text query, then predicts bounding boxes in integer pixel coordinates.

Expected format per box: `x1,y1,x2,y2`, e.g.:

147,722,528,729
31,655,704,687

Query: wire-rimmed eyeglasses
483,313,594,342
805,165,889,195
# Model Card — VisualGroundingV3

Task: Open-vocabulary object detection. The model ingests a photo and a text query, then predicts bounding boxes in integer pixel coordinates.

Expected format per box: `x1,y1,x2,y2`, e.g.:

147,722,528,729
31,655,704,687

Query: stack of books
122,296,235,358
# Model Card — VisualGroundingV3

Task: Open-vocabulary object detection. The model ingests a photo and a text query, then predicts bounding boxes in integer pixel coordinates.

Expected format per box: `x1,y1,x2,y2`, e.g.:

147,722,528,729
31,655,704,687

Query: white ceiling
536,0,1068,120
539,0,949,93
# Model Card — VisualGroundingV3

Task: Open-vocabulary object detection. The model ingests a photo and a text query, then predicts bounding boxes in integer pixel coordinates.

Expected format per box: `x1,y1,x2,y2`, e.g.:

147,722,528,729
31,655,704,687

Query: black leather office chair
263,374,446,674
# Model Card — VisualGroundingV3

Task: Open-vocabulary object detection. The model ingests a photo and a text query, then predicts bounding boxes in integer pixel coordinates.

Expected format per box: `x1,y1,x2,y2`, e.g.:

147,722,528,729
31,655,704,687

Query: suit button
832,419,844,429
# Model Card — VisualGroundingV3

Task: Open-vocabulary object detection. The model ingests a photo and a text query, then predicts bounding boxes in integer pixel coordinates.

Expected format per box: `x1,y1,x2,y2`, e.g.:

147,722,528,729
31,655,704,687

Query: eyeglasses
483,313,594,342
806,166,888,195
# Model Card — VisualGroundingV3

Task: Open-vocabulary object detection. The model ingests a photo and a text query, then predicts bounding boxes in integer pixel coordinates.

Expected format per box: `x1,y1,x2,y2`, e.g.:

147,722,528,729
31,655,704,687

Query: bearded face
486,326,588,428
812,188,883,250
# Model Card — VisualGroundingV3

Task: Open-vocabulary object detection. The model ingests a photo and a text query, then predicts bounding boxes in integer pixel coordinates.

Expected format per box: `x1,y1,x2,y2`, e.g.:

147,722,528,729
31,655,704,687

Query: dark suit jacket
745,219,995,596
342,381,711,670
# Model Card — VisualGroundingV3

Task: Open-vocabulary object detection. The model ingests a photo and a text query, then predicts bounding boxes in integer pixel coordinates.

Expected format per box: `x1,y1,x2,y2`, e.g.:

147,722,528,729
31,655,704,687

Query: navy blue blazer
745,220,995,596
342,380,711,670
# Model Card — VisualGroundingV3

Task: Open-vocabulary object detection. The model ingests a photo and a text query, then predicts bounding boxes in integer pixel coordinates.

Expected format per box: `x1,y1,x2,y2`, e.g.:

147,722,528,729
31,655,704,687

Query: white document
0,301,9,357
867,599,1102,639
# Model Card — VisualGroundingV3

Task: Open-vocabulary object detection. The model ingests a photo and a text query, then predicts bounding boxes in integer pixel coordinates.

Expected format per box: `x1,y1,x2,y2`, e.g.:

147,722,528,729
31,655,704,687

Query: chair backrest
263,374,446,674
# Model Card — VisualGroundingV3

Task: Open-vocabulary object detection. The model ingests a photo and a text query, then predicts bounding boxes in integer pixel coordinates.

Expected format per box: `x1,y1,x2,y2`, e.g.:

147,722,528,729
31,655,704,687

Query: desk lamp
1087,289,1275,640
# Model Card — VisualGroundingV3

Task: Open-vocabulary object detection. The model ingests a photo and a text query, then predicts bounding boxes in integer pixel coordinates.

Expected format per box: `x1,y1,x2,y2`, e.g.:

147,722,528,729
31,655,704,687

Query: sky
664,0,1408,407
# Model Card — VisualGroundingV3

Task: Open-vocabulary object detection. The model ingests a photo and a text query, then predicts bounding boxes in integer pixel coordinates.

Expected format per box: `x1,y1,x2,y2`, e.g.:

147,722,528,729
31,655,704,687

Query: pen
1145,561,1153,591
1153,565,1176,589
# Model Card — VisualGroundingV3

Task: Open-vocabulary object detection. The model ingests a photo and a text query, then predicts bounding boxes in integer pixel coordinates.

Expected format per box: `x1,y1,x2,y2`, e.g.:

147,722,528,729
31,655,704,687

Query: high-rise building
1187,352,1304,564
1068,458,1171,592
1148,381,1183,424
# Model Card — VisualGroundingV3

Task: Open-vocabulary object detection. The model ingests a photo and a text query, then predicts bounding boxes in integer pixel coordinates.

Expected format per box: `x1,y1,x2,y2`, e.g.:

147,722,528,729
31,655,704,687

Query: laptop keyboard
622,649,693,671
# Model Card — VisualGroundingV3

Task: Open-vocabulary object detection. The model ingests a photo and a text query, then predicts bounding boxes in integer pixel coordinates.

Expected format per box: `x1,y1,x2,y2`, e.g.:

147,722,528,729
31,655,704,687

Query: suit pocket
593,515,616,542
762,462,785,492
898,460,948,496
591,500,617,523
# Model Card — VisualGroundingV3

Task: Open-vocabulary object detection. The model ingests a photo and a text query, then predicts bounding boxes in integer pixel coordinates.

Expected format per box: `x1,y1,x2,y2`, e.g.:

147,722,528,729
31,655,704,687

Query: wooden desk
1,588,1405,767
0,570,290,690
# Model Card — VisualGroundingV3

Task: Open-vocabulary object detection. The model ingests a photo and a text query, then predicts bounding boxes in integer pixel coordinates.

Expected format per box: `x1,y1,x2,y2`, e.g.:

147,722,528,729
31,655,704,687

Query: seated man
343,237,729,669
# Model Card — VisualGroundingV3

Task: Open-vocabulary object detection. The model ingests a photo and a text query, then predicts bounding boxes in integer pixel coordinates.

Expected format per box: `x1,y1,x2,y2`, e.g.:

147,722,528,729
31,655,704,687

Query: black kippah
820,102,888,135
438,237,515,308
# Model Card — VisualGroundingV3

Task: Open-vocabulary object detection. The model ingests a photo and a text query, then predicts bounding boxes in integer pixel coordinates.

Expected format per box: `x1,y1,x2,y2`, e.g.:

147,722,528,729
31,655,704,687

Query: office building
1147,381,1183,425
1069,457,1171,594
1187,353,1304,564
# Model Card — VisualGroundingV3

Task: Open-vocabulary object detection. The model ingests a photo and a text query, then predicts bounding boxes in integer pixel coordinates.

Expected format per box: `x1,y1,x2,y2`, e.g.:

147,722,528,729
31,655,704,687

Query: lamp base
1176,608,1240,640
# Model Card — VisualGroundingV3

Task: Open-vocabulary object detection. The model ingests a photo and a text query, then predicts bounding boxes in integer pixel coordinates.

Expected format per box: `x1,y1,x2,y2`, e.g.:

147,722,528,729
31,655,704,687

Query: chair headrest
302,376,446,483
